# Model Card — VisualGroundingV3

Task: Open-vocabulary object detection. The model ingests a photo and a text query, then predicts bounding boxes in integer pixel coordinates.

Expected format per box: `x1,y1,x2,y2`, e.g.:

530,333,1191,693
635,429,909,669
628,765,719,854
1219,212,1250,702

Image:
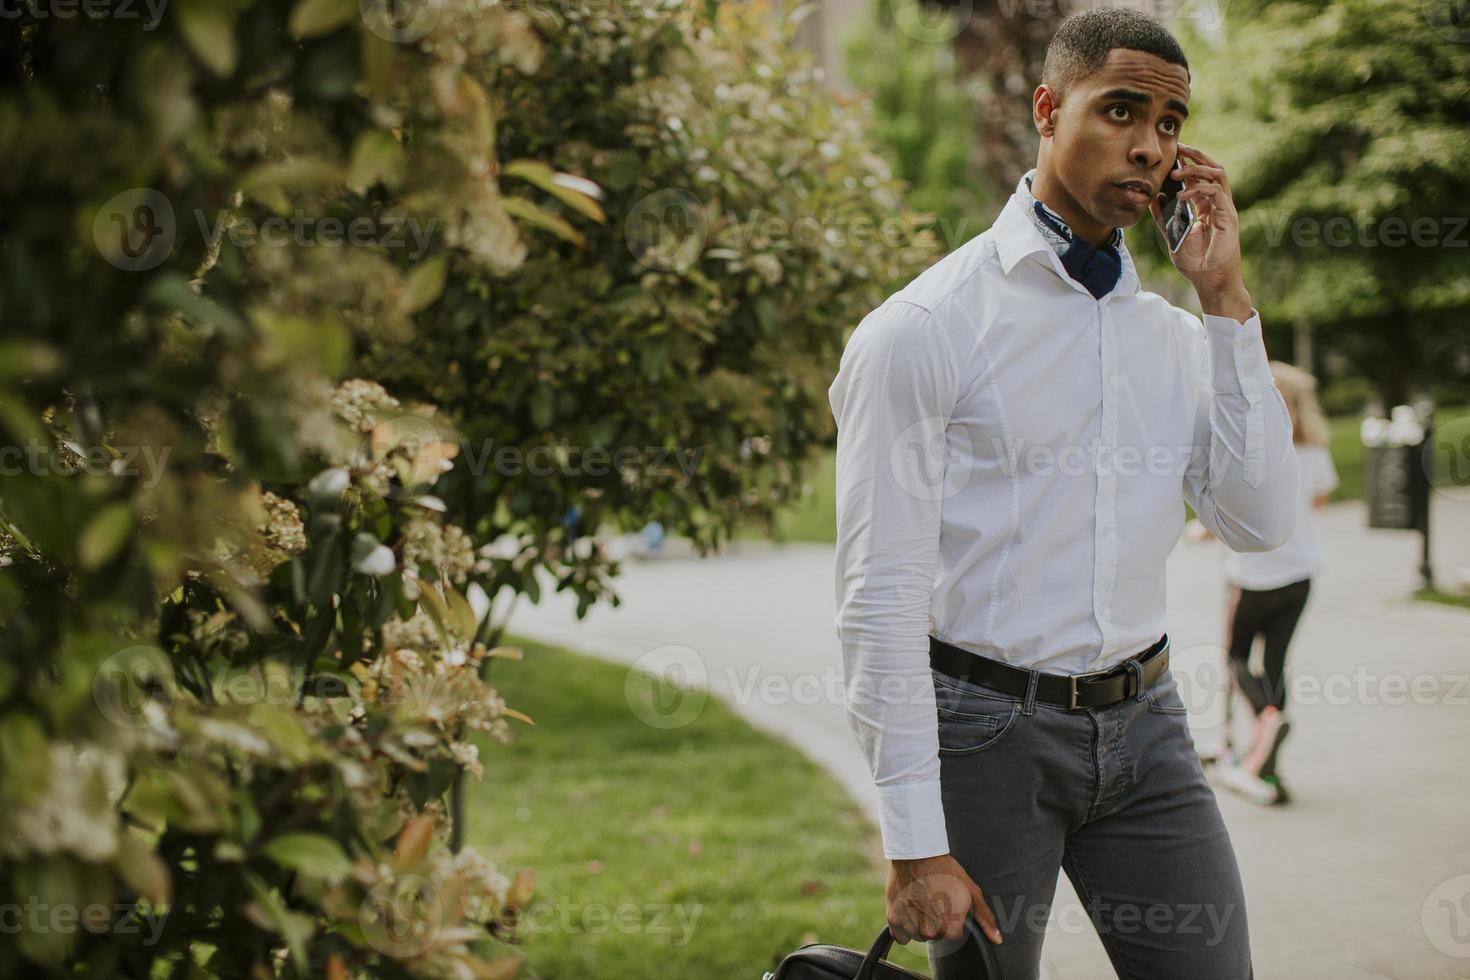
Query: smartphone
1159,156,1195,253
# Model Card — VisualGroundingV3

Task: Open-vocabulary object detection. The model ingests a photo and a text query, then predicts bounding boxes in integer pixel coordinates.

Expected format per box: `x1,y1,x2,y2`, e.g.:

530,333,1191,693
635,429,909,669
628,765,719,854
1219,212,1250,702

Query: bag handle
855,920,1006,980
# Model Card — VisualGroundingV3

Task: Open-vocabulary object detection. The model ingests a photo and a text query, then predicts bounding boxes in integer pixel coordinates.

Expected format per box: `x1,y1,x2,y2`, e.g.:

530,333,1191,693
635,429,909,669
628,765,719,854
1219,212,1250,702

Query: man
827,9,1298,979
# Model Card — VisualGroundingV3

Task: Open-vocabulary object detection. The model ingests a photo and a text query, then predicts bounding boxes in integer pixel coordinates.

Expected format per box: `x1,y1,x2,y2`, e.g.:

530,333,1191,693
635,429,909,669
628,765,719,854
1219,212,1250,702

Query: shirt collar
993,169,1140,297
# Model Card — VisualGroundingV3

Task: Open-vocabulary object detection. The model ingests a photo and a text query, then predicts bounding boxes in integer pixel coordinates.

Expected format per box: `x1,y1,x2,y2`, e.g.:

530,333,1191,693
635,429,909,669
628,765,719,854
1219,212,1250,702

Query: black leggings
1226,577,1311,716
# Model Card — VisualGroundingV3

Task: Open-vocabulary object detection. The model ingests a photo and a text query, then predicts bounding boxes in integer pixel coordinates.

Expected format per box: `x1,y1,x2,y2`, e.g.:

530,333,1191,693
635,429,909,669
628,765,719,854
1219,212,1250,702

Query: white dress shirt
828,173,1301,859
1223,442,1338,590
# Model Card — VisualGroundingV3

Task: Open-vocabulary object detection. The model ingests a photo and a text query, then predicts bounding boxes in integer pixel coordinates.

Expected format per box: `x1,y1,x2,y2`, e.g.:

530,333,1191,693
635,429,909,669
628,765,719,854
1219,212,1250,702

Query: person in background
1219,360,1338,801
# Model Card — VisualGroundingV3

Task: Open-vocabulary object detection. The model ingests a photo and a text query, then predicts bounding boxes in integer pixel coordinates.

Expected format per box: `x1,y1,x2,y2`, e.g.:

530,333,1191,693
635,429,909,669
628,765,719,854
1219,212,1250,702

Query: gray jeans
925,650,1253,980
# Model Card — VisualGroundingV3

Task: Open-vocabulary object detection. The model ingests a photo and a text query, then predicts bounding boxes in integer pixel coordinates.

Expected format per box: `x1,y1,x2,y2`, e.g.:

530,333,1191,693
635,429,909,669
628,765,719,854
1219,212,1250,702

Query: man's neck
1028,169,1117,248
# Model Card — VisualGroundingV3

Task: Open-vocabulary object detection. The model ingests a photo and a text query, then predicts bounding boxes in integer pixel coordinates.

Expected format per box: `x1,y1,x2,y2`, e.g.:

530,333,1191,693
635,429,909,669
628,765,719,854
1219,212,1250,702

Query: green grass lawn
466,636,929,978
742,406,1470,545
1414,587,1470,611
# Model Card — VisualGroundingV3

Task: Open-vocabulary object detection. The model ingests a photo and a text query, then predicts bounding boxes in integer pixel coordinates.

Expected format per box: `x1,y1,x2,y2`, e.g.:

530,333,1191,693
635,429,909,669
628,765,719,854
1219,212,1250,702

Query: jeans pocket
1144,668,1191,716
933,677,1022,756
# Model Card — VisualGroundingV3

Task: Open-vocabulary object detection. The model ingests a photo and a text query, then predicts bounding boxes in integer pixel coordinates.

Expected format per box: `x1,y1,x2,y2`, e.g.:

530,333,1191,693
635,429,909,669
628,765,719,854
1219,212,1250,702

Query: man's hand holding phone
887,854,1004,946
1149,143,1253,323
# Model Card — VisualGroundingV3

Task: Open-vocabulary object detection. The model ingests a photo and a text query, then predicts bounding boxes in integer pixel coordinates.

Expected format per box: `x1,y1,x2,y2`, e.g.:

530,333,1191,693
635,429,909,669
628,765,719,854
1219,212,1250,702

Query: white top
827,173,1301,860
1223,442,1338,590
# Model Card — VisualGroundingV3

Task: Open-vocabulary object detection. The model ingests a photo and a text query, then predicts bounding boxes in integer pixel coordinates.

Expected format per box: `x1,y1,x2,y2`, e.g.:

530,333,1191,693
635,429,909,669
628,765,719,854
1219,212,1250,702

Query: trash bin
1363,404,1431,531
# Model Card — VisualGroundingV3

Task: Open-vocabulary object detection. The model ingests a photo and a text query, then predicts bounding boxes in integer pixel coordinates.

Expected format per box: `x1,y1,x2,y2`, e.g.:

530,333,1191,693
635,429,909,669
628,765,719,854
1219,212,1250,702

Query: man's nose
1130,135,1165,171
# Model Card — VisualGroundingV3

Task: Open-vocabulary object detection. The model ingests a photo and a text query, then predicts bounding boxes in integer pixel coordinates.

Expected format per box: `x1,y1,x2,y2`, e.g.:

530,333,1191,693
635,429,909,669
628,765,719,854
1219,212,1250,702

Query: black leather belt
929,633,1170,710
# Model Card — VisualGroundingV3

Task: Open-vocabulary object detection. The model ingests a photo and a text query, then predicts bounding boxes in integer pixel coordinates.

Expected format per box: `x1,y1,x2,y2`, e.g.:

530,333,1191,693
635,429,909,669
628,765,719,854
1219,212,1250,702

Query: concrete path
506,497,1470,980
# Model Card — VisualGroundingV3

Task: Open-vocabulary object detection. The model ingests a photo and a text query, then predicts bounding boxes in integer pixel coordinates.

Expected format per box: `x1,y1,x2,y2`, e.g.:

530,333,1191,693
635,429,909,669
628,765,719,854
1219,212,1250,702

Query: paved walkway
507,497,1470,979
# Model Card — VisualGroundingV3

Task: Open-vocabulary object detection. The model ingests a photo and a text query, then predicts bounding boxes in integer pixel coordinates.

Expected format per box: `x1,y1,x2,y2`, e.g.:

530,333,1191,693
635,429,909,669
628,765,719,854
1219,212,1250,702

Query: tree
842,0,994,249
1176,0,1470,405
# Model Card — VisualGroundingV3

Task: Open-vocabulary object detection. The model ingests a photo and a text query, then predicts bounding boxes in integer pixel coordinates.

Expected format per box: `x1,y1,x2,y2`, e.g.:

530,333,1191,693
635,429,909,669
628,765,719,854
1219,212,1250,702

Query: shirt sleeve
1182,308,1301,552
827,299,960,861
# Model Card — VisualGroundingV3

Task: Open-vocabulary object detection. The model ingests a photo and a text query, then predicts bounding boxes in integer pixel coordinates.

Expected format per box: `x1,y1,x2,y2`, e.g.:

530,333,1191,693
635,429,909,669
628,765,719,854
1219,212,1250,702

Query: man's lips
1114,181,1156,207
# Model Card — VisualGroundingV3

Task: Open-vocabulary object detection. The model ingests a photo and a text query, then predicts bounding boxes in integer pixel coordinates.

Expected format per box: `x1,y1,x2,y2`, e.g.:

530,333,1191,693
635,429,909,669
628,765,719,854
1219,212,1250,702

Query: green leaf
14,857,85,963
347,129,406,192
177,4,238,77
400,255,448,315
289,0,358,37
262,833,352,881
444,585,478,640
501,160,607,224
501,196,586,248
240,158,343,215
145,273,247,337
112,828,172,903
244,871,314,972
415,586,453,646
78,503,133,570
0,712,50,806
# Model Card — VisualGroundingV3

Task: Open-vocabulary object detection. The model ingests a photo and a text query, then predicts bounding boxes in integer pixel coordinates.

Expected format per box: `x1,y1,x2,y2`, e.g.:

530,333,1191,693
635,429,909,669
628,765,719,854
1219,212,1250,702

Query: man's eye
1160,118,1180,136
1107,105,1130,121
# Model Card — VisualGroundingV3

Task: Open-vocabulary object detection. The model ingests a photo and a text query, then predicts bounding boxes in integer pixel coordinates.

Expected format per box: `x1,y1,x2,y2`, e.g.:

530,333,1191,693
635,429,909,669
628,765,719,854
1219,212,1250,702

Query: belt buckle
1067,666,1116,710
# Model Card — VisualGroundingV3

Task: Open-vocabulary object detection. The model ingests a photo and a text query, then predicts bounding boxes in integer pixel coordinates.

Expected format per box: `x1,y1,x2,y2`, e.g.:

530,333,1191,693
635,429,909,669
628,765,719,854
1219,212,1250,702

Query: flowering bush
0,0,932,976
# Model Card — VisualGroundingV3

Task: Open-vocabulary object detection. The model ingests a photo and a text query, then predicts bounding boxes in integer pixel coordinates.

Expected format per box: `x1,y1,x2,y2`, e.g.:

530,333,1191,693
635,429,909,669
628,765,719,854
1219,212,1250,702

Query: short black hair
1042,9,1190,99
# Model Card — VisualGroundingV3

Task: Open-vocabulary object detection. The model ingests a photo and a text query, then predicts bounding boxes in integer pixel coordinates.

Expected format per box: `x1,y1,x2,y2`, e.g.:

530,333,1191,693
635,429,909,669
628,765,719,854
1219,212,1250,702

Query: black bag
765,920,1004,980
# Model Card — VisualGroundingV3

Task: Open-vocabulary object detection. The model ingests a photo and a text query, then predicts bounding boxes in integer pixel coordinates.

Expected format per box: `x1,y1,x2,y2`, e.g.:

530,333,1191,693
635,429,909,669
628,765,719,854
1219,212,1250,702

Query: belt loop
1022,669,1040,716
1124,657,1146,702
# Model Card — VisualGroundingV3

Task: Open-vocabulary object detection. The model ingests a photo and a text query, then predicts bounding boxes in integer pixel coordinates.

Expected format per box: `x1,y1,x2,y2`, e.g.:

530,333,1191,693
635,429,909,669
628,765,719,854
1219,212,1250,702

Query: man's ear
1033,84,1059,138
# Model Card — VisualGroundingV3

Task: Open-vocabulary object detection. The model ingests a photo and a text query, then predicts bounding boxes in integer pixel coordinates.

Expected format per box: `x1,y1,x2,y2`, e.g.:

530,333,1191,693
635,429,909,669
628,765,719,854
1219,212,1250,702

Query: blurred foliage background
0,0,931,976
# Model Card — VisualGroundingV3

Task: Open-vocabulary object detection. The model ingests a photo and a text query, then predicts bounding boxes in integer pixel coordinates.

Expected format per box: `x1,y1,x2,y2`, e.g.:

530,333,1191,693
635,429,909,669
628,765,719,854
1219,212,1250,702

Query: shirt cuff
1202,307,1270,395
876,780,950,860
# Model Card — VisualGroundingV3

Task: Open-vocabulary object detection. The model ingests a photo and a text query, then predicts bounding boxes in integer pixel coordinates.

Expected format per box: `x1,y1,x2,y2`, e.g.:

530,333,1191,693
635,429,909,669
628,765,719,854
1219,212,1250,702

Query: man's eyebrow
1099,87,1190,120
